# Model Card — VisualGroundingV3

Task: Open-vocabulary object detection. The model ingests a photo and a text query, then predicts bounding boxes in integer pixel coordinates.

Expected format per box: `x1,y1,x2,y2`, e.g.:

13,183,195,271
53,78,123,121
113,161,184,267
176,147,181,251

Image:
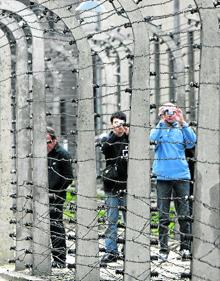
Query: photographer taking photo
100,111,129,263
150,102,196,262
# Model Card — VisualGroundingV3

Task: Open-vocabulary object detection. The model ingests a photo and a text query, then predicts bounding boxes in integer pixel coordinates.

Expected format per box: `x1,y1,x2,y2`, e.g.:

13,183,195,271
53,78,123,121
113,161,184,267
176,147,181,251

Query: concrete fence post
0,0,51,274
35,1,100,280
117,1,151,280
0,29,14,266
191,1,220,280
146,22,186,110
0,15,33,270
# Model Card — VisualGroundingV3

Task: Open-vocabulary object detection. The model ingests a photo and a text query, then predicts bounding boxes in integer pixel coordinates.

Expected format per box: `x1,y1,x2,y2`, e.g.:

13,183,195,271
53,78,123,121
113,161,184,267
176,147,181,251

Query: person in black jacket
185,146,195,216
100,112,129,263
47,127,73,268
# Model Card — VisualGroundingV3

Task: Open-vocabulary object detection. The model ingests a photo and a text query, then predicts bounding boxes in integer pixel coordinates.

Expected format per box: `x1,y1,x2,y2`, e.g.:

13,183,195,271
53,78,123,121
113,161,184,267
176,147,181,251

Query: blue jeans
157,180,191,253
105,192,126,254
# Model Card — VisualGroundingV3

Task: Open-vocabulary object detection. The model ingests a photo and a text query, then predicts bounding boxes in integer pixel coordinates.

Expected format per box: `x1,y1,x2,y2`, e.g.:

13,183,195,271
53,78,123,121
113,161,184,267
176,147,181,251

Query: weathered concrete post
192,1,220,280
168,49,175,102
0,29,14,265
0,16,33,270
35,1,100,280
91,40,119,129
147,22,186,110
0,0,51,274
154,38,160,114
117,1,151,280
187,26,196,120
116,40,131,116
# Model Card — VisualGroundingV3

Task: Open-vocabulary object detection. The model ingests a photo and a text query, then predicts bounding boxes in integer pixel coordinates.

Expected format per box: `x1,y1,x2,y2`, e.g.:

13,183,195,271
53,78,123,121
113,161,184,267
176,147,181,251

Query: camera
115,120,130,128
123,123,130,127
118,120,125,126
119,121,129,127
116,120,127,127
164,109,175,116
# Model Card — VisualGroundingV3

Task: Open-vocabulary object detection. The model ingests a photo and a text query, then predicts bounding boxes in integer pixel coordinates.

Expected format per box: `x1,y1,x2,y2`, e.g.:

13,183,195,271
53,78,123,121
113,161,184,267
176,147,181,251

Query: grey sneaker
52,261,66,268
158,252,168,262
180,249,191,259
101,253,118,263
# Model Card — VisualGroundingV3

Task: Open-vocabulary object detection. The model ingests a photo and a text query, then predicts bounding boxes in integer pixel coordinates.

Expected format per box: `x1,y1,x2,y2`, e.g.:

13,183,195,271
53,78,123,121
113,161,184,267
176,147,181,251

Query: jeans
105,192,126,254
157,180,191,253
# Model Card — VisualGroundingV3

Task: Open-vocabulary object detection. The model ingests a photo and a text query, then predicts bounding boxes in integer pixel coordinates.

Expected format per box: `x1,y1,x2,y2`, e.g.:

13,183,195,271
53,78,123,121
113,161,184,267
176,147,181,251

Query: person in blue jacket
150,102,196,261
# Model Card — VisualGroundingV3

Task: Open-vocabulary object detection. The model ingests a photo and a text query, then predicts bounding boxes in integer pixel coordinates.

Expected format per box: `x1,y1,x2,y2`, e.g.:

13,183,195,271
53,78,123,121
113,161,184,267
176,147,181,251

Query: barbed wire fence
0,0,219,281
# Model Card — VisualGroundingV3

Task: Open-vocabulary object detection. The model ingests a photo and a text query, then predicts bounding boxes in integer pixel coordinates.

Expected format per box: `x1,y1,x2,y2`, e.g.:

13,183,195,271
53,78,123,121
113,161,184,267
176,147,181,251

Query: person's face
162,109,177,123
112,118,126,136
47,133,57,153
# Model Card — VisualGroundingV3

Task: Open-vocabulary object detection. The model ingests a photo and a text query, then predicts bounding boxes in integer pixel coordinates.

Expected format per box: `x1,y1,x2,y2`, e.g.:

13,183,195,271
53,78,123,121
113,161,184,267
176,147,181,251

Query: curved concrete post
103,43,122,111
116,1,151,280
103,44,120,112
89,41,109,179
147,22,186,109
0,29,14,266
105,39,131,114
35,1,100,280
91,39,122,127
116,42,131,115
191,1,220,280
0,16,32,270
109,36,133,118
0,0,50,274
91,36,131,122
92,41,118,123
90,41,107,125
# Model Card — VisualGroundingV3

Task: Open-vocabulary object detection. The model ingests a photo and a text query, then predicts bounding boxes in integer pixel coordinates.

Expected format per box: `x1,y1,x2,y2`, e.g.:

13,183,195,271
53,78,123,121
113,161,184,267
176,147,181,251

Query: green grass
151,207,176,237
64,189,107,220
64,189,76,219
64,188,176,237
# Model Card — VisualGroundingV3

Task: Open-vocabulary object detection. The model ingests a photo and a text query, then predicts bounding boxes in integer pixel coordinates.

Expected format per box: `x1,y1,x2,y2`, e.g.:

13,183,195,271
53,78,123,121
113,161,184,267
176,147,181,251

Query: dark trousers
50,199,66,264
157,180,191,253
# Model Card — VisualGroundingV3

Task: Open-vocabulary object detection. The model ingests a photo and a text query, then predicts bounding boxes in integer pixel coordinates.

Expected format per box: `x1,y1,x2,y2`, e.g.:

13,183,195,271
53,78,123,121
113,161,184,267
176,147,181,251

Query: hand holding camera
113,118,129,136
175,108,185,125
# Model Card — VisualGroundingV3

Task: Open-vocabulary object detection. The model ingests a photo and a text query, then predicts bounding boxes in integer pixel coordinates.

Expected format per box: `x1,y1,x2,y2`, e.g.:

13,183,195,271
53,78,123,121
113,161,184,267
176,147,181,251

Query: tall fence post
0,0,51,274
35,1,100,280
192,1,220,280
154,38,160,114
168,49,175,102
0,16,33,270
187,27,196,120
0,29,14,265
147,22,186,109
117,1,151,280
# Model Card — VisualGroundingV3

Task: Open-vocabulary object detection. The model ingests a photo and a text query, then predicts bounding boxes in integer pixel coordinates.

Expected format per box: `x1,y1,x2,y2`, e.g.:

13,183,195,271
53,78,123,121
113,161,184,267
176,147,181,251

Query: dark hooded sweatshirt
101,132,129,193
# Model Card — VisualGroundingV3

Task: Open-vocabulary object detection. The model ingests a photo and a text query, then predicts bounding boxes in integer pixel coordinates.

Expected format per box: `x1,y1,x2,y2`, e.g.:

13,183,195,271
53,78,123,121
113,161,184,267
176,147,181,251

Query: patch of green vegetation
97,209,106,218
64,188,76,219
64,188,177,237
64,189,107,220
151,207,176,238
64,209,75,219
66,190,76,202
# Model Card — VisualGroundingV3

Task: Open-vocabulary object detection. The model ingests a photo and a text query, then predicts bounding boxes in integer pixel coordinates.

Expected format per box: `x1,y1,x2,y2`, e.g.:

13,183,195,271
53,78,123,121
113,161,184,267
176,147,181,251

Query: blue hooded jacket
150,121,196,180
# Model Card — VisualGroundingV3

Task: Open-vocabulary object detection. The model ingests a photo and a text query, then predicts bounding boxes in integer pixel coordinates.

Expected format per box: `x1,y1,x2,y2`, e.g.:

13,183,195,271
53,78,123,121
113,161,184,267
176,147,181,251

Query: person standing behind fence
100,111,129,263
47,127,73,268
150,103,196,262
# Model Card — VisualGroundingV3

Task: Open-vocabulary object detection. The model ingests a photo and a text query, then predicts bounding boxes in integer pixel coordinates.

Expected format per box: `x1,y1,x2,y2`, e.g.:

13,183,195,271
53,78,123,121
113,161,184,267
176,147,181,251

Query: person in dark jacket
185,146,195,216
100,112,129,263
47,127,73,268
